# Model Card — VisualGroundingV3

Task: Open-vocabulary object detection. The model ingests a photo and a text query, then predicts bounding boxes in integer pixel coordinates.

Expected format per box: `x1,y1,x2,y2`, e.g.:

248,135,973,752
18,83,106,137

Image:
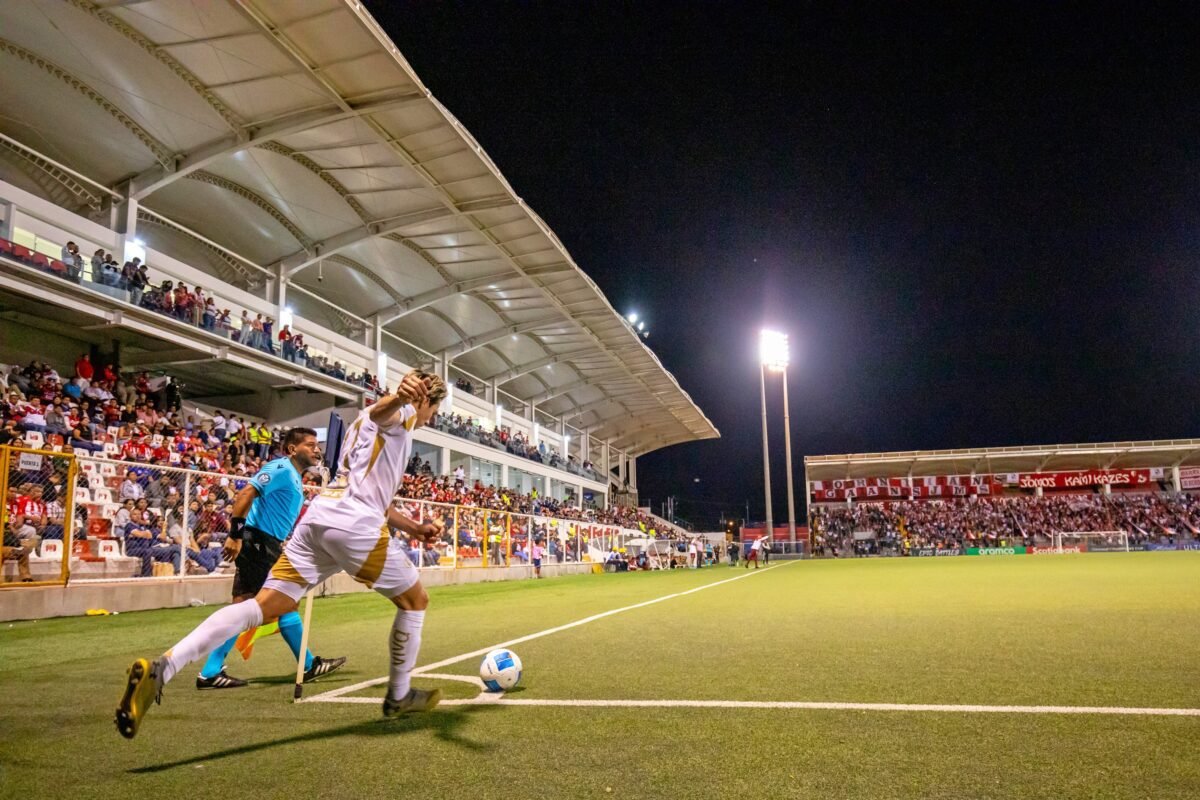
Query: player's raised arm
368,371,429,426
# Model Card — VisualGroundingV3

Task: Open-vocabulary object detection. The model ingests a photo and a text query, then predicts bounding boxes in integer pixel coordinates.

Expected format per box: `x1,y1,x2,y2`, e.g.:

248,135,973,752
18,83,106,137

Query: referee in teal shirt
196,427,346,688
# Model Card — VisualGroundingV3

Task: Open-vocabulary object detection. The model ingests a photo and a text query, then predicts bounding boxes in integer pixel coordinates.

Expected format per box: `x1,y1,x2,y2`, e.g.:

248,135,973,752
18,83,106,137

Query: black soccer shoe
304,655,347,682
195,670,248,690
382,687,442,717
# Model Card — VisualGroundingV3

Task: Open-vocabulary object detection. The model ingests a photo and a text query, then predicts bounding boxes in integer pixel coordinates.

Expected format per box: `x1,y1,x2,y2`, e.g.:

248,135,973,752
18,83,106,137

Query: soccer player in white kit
116,371,447,739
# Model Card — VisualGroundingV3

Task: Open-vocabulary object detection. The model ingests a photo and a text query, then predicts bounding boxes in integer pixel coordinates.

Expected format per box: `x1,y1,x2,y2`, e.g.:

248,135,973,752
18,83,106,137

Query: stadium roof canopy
0,0,717,458
804,439,1200,482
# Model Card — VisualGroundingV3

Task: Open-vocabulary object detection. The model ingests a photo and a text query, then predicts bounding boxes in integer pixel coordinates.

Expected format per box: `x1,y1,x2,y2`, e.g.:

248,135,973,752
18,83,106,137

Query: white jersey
751,538,763,552
305,405,417,533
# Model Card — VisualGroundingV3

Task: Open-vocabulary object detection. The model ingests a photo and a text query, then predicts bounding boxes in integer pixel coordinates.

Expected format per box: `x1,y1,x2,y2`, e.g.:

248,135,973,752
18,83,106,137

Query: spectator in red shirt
11,485,48,541
74,353,93,385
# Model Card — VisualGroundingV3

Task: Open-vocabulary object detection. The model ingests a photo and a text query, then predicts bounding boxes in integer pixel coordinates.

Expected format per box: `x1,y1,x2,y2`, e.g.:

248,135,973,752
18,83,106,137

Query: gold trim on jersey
353,528,390,587
363,433,386,479
340,418,363,473
404,412,418,431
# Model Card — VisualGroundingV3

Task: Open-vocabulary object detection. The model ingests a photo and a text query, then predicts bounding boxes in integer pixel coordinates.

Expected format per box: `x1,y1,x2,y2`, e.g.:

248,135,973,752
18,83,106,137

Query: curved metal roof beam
376,270,518,325
419,306,471,345
255,141,371,222
324,254,406,306
136,213,261,289
0,37,173,168
186,170,310,248
127,92,425,201
442,316,566,360
279,196,515,277
565,396,628,422
485,348,600,385
470,346,554,396
527,372,629,407
64,0,243,131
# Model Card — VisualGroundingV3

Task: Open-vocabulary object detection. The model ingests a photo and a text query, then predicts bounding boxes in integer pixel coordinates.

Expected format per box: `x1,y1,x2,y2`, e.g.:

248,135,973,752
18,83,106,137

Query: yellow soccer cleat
115,657,165,740
381,687,442,718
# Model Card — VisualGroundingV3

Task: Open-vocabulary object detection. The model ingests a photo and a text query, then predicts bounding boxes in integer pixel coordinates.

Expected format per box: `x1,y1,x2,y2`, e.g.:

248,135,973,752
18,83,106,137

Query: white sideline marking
303,564,787,703
308,688,1200,717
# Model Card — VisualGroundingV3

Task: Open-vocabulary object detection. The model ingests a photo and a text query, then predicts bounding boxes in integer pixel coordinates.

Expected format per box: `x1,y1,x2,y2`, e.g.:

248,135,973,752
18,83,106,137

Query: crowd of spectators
397,470,658,530
1,357,291,473
2,355,669,580
0,350,691,582
430,412,603,483
12,240,385,394
811,494,1200,555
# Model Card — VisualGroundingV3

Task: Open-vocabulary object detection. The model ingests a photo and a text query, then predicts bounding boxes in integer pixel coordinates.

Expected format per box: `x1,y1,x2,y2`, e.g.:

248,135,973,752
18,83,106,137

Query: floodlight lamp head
759,329,789,372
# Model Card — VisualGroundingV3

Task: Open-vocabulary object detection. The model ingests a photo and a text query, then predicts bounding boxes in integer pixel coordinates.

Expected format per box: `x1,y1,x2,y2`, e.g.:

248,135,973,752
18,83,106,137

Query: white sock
162,599,263,684
388,609,425,701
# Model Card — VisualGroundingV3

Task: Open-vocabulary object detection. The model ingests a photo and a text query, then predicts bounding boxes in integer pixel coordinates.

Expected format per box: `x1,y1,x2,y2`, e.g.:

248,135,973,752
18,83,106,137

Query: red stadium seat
12,244,33,261
31,253,50,269
49,259,67,274
0,238,13,254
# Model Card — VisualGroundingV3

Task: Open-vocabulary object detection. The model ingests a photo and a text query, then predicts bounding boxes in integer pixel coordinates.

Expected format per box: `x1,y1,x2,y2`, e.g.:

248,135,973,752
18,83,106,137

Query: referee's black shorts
231,526,285,598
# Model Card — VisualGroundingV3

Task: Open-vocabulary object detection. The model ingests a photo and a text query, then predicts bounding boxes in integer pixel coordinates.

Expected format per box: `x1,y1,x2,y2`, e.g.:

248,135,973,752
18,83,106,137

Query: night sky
367,2,1200,528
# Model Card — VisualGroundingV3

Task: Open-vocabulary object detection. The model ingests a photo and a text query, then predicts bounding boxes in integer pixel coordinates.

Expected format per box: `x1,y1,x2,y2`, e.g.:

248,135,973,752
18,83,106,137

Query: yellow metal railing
1,444,76,588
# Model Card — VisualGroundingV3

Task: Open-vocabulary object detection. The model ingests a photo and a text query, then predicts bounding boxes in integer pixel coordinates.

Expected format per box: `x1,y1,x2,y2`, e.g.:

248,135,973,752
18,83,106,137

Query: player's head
411,370,447,428
282,427,321,469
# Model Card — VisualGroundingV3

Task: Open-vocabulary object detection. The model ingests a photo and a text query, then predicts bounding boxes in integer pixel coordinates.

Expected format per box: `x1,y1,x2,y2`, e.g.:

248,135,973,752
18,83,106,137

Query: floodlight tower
759,330,795,547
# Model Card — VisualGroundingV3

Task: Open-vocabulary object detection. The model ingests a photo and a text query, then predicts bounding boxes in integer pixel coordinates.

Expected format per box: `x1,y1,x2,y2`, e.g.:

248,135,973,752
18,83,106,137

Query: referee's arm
221,483,260,562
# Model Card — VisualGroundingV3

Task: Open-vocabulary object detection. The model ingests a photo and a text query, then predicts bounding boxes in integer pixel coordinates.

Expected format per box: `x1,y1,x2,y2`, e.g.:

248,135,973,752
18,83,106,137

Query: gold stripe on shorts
270,551,307,586
353,528,390,587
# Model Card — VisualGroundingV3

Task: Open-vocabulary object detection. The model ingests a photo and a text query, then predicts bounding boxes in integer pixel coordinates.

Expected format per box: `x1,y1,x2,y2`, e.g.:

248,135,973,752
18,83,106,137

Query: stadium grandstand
0,1,716,613
803,441,1200,556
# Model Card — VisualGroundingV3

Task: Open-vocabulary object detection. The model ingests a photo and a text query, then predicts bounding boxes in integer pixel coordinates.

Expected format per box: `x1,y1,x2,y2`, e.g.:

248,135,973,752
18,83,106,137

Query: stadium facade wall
185,387,353,435
0,318,90,376
0,562,595,623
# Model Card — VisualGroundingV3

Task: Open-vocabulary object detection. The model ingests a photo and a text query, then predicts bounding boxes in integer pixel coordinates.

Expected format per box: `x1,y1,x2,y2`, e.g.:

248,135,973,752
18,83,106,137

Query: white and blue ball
479,648,522,692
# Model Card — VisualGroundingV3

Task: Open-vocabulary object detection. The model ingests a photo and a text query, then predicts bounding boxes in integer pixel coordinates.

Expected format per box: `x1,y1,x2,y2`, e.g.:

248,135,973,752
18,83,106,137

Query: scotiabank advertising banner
1013,469,1161,489
1029,545,1087,555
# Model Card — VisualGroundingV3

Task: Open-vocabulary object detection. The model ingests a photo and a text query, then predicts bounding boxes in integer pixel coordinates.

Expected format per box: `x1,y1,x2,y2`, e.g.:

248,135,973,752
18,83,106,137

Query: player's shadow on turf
129,705,496,774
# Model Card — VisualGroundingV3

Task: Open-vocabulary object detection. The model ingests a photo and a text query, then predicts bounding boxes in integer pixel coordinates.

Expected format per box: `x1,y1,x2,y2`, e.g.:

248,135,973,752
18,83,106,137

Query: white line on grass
303,563,789,703
319,692,1200,717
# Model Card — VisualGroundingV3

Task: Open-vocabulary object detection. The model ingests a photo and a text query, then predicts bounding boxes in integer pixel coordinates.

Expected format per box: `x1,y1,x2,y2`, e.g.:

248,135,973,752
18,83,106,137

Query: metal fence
2,445,79,585
392,498,638,570
1,447,648,587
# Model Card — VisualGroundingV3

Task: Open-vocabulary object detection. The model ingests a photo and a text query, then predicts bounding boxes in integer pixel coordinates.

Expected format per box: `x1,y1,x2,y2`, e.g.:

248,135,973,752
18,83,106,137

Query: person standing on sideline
761,537,771,566
727,540,739,567
531,538,545,579
193,427,345,689
745,536,762,569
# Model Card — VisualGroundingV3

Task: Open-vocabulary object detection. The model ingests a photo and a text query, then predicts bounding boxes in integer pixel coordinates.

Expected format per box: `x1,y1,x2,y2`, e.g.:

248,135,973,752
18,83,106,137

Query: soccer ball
479,648,522,692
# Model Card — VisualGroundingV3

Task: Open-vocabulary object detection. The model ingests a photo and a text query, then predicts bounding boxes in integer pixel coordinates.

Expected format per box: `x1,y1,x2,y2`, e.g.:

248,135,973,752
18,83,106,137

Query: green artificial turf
1,553,1197,799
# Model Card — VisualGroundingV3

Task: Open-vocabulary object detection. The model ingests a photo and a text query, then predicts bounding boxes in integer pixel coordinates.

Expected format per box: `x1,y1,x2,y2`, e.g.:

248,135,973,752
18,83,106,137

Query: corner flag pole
293,586,316,701
294,457,336,702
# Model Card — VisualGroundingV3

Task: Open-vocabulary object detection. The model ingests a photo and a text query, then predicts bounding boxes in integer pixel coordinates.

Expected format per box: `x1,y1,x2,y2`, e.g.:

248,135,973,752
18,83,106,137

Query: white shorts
262,521,419,602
